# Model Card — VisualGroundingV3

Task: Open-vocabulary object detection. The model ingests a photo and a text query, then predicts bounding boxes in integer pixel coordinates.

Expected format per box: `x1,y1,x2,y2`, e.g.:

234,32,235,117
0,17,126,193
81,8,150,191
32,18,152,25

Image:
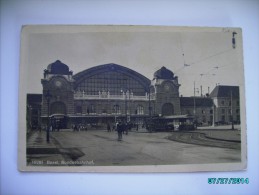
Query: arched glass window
76,69,147,96
50,101,66,115
161,103,174,116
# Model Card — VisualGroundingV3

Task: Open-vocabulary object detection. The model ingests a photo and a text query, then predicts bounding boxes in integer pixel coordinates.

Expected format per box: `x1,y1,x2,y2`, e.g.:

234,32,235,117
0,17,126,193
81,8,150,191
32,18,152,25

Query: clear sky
22,26,244,97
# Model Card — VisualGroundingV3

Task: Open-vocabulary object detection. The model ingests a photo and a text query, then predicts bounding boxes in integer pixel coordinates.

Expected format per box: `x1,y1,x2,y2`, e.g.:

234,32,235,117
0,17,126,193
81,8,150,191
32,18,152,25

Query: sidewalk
195,125,241,142
197,124,241,130
27,131,58,148
194,130,241,142
26,131,68,165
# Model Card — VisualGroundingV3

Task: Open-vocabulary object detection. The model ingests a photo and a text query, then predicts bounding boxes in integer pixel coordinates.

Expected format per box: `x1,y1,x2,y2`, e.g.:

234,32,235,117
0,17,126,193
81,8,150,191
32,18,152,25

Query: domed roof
154,66,175,80
47,60,70,75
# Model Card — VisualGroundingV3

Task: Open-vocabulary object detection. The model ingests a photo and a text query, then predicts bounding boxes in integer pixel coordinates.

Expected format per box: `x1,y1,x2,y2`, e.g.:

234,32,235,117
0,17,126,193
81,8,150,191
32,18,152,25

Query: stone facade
26,60,240,129
180,97,213,125
210,85,240,124
39,61,183,128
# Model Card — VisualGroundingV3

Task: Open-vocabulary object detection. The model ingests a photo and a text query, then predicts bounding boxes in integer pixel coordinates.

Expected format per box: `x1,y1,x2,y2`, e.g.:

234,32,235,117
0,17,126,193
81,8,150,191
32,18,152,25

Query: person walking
125,122,129,135
117,121,123,141
107,123,111,132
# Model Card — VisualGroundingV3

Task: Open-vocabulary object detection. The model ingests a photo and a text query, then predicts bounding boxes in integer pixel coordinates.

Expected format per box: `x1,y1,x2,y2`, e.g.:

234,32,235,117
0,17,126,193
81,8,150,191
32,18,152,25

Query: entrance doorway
50,114,67,129
50,101,67,128
162,103,174,116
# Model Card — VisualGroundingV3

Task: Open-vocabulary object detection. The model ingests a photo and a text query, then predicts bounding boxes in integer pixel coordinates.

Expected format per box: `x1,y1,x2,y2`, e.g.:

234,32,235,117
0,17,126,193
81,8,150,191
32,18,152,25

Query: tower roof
47,60,71,75
153,66,175,80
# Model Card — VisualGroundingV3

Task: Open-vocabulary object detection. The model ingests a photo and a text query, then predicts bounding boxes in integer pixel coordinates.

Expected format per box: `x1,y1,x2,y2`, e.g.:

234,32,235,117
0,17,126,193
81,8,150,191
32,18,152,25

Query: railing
74,91,155,101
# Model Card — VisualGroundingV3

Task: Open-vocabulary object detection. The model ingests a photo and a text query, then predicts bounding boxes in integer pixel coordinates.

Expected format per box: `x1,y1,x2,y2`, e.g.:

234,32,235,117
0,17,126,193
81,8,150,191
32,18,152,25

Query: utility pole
44,90,52,143
193,82,196,129
148,88,151,118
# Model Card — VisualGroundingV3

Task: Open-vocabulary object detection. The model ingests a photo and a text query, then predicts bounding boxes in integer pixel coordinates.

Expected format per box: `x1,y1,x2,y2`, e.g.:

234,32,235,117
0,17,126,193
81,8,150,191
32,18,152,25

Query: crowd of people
42,121,144,142
71,124,88,131
109,121,134,141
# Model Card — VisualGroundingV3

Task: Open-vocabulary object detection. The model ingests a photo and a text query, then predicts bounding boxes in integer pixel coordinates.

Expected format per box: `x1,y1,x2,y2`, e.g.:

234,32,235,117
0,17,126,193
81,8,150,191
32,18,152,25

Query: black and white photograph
19,25,246,172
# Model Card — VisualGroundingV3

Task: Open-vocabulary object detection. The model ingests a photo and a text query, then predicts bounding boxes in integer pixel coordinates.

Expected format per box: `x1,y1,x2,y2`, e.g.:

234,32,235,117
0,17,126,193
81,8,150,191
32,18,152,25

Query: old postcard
18,25,246,172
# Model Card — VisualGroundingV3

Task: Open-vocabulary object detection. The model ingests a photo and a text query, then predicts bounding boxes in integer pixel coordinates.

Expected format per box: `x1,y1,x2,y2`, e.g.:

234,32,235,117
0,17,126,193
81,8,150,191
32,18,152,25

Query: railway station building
26,60,240,130
39,60,181,129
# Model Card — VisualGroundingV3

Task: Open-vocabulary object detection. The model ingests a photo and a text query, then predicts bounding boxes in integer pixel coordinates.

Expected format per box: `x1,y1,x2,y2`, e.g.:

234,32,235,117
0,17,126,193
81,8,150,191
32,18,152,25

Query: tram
146,115,195,132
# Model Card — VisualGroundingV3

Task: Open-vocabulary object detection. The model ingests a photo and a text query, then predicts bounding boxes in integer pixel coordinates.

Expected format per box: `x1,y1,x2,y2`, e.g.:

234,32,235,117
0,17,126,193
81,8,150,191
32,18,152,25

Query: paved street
27,128,241,166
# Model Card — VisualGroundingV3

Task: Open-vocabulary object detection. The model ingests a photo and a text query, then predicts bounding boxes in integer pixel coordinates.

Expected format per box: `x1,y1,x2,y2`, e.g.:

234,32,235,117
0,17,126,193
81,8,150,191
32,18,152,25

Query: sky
22,26,244,97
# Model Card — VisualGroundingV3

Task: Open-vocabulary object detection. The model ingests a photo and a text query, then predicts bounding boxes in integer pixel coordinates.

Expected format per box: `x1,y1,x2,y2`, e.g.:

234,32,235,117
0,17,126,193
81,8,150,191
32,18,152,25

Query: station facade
40,60,181,129
26,60,240,130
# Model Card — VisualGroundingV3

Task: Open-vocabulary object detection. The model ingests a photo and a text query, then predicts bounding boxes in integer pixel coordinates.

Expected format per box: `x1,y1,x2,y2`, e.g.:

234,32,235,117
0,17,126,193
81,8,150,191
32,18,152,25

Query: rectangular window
236,109,240,114
221,109,225,114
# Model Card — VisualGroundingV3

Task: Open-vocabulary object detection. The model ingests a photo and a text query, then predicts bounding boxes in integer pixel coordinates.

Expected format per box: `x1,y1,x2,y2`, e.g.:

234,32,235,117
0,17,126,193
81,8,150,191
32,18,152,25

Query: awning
163,115,194,119
50,114,66,118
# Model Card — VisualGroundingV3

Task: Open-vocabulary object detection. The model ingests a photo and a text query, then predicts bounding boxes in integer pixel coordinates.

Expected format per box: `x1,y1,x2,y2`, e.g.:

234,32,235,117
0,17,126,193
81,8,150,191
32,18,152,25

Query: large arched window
50,102,66,115
161,103,174,116
137,105,144,115
73,64,151,96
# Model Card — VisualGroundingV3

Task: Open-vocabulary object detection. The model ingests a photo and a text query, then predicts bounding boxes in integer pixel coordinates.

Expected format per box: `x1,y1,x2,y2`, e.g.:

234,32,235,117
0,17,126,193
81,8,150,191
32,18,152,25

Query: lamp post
27,105,32,131
148,88,152,118
44,90,52,143
121,88,131,122
193,82,199,129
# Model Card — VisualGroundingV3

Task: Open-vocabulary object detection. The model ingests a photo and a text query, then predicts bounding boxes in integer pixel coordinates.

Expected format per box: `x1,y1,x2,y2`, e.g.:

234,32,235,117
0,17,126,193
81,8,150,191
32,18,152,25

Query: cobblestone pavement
26,128,242,166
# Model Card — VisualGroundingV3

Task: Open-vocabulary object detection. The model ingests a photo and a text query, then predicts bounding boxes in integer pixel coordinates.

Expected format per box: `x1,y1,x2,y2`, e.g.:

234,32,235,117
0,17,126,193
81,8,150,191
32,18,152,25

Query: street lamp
148,88,152,118
121,88,131,122
27,105,32,131
193,81,199,128
44,90,52,143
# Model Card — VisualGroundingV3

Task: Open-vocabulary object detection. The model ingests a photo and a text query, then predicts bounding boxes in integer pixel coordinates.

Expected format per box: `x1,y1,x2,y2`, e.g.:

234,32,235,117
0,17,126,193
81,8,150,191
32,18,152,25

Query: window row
75,105,145,115
221,109,240,114
220,100,240,106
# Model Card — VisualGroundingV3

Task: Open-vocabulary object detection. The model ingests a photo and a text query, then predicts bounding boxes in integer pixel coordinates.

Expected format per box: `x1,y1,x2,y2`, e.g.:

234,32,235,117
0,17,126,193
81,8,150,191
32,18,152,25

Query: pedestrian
74,124,78,131
57,123,60,132
107,123,111,132
117,121,123,141
125,122,129,135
